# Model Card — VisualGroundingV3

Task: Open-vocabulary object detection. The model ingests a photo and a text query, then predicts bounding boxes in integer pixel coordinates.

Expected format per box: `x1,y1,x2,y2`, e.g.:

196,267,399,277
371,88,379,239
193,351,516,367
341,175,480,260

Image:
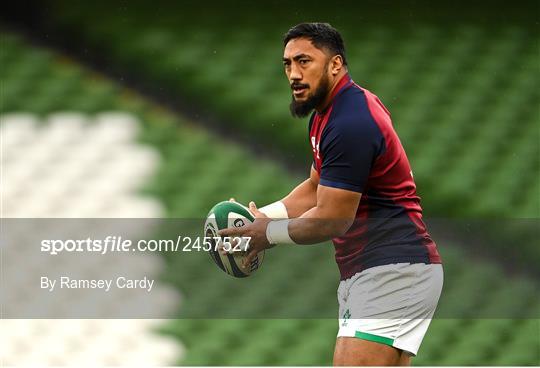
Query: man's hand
218,201,274,267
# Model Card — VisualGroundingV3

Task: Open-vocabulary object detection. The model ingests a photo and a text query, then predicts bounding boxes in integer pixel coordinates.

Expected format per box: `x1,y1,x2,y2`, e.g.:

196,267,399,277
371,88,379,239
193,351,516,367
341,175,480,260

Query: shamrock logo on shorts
341,309,351,327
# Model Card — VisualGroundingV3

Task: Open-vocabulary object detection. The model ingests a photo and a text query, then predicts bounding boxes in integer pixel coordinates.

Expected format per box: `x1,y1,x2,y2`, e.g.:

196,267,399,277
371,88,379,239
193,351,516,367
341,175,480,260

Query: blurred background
1,0,539,365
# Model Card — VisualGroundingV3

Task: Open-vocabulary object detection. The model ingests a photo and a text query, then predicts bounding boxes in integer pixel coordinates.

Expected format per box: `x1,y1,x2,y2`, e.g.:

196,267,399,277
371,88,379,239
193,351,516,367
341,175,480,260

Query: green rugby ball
204,201,264,278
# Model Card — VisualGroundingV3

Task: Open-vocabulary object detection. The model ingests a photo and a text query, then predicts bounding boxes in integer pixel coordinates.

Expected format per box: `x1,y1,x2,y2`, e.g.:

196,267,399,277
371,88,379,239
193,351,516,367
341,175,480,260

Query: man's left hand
218,201,274,267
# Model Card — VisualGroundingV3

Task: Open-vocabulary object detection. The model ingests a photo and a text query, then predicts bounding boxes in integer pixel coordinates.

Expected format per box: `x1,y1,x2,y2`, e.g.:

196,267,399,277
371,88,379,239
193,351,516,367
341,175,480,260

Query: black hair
283,22,348,66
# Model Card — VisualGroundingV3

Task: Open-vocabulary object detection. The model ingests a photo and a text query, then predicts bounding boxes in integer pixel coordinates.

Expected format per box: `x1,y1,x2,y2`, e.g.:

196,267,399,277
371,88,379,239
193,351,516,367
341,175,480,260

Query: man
219,23,443,366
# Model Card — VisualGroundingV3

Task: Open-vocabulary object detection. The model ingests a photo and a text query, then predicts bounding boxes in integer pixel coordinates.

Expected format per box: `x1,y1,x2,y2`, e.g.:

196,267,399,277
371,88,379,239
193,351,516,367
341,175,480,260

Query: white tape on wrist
259,201,289,219
266,219,294,245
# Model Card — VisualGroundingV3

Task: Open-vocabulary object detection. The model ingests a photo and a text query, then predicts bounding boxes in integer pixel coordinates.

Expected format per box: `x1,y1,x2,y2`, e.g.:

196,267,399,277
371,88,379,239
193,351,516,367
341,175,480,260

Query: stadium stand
1,30,538,366
40,1,540,212
0,44,181,365
26,0,540,268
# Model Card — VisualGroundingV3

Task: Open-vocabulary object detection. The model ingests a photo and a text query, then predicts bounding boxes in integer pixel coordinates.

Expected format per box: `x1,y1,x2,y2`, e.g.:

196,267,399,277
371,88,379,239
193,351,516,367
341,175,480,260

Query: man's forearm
266,185,360,246
287,206,353,244
280,178,317,218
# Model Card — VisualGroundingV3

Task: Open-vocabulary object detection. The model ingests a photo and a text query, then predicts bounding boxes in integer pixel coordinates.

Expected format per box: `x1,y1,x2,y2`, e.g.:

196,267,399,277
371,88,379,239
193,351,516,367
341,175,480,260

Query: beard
289,72,331,118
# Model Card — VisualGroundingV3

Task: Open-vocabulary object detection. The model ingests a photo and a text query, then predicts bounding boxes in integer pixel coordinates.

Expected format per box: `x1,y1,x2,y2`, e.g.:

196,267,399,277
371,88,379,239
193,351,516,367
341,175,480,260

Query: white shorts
337,262,443,356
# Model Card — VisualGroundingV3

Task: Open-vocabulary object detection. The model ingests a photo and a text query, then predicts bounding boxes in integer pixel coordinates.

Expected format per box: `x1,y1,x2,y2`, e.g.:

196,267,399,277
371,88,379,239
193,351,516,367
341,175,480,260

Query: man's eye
299,59,310,65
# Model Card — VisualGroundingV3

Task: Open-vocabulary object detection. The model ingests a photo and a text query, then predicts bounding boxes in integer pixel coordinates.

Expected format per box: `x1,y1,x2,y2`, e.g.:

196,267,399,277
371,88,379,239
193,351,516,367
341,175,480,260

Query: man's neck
315,70,349,114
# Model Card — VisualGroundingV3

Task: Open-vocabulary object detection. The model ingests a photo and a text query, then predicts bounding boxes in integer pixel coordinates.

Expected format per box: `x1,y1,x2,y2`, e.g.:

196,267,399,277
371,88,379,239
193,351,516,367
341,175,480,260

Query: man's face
283,37,331,117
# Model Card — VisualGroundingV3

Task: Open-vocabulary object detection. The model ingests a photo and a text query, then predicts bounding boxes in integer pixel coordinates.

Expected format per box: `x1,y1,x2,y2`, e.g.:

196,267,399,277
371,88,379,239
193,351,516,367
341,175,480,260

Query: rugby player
219,22,443,366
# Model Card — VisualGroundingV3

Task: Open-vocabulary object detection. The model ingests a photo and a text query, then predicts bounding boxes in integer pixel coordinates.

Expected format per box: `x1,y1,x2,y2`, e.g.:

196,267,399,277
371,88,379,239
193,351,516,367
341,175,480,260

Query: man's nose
289,64,302,81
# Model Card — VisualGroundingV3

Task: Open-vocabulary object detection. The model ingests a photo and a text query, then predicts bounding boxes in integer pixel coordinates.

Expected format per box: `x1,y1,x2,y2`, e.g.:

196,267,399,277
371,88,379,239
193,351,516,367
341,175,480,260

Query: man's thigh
333,336,411,366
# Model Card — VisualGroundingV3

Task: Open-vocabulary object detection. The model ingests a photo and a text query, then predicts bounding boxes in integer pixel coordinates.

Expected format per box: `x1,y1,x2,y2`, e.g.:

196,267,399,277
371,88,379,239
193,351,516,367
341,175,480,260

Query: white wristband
259,201,289,219
266,219,294,245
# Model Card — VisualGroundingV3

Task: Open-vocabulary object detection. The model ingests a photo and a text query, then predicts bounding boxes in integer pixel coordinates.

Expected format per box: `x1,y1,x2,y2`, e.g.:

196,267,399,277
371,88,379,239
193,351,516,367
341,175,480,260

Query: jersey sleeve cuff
319,178,364,193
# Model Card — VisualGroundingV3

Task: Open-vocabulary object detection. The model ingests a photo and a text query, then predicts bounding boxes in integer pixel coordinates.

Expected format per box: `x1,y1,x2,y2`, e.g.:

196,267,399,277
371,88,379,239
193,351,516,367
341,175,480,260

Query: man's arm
231,184,361,266
288,184,361,244
279,166,319,218
220,111,377,262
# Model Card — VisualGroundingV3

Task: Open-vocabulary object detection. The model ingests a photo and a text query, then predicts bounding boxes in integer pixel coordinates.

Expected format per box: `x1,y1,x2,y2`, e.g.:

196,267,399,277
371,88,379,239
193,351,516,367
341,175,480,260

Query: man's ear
330,55,344,76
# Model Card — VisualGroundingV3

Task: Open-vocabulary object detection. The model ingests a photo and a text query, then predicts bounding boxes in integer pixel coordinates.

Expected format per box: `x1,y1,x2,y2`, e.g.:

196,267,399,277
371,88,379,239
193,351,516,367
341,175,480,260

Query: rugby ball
204,201,264,278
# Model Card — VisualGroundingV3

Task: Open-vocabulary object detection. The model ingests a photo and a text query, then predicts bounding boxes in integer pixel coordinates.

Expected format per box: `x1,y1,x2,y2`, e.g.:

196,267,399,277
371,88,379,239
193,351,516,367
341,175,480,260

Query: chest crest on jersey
311,136,320,159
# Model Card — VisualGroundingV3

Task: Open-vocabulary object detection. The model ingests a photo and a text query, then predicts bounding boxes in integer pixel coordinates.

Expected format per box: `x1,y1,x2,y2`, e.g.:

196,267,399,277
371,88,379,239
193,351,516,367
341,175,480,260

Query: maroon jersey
309,74,441,280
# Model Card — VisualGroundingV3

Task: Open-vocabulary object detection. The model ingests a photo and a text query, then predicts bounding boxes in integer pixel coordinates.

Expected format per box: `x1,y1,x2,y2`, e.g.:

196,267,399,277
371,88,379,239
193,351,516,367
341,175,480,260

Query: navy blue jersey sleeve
319,107,384,193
